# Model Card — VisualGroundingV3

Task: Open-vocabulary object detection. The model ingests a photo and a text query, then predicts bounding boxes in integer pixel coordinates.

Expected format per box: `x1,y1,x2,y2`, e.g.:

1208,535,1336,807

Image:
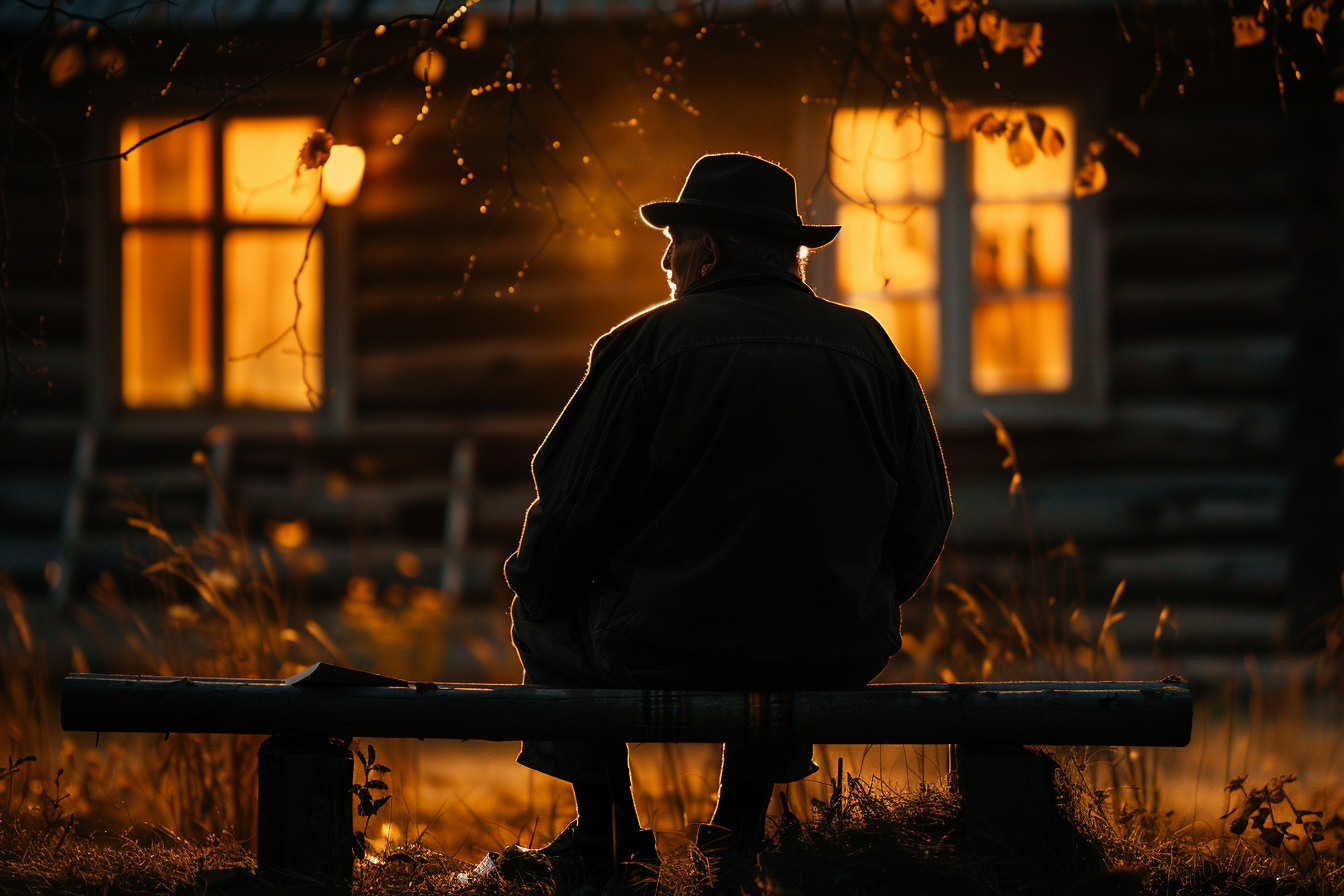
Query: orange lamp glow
414,48,446,84
321,145,366,206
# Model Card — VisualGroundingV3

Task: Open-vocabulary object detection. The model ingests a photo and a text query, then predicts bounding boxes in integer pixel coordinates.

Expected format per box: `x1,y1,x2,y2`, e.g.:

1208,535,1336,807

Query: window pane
223,117,323,223
120,118,212,222
838,203,938,295
831,107,944,203
972,295,1071,393
971,106,1074,201
972,202,1069,292
224,230,323,409
122,228,213,407
851,296,940,388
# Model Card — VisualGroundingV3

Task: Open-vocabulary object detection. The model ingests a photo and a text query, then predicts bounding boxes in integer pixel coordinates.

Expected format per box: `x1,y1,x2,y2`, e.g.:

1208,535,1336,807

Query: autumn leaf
972,111,1007,138
1302,4,1328,32
299,129,335,170
1041,125,1066,156
1075,158,1107,196
1335,84,1344,103
46,44,85,88
886,0,915,25
1232,12,1266,47
1332,445,1344,466
947,0,978,14
974,10,1042,63
1026,112,1046,145
916,0,948,26
1021,22,1043,66
1007,122,1036,166
954,13,977,44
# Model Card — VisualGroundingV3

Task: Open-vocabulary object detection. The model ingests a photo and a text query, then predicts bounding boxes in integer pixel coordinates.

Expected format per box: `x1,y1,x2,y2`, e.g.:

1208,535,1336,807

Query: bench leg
257,734,354,896
953,743,1060,862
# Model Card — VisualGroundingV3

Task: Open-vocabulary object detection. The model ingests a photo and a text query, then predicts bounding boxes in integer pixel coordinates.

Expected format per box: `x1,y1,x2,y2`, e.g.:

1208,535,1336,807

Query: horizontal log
1110,400,1286,453
1100,545,1289,591
1112,337,1291,394
61,674,1192,747
1112,274,1290,315
1109,217,1290,254
950,470,1286,543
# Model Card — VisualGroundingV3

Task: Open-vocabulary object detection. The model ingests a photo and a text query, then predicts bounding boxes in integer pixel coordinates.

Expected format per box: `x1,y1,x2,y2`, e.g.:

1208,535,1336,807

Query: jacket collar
678,262,817,299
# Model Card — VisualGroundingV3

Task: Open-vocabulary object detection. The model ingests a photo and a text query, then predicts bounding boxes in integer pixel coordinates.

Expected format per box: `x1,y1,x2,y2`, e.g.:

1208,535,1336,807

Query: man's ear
702,233,721,267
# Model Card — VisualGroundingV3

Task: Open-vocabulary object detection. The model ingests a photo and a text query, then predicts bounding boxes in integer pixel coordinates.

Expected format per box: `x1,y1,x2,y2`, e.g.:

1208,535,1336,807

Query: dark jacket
504,263,952,689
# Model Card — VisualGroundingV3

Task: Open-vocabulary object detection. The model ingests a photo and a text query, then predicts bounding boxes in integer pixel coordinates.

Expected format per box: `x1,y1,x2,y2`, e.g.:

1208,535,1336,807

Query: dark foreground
1,775,1340,896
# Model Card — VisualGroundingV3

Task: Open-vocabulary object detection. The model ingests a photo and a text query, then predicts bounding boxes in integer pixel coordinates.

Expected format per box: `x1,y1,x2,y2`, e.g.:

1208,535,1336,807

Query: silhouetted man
501,153,952,893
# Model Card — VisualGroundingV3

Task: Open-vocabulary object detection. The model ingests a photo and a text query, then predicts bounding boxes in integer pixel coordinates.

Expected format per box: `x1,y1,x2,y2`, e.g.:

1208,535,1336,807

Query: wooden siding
0,17,1328,668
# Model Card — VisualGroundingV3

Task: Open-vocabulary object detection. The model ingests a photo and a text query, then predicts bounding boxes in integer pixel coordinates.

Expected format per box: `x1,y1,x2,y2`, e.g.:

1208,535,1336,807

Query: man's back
505,263,951,689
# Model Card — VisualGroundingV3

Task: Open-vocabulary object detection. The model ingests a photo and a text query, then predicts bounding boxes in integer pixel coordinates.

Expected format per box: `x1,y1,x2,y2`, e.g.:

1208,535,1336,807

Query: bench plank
62,674,1192,746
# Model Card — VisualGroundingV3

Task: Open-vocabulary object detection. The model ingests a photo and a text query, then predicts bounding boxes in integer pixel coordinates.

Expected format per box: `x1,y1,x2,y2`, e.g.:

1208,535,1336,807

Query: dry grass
3,423,1344,894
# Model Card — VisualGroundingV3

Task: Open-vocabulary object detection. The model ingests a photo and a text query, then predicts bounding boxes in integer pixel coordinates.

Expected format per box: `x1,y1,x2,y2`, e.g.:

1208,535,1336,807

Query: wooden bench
62,664,1192,895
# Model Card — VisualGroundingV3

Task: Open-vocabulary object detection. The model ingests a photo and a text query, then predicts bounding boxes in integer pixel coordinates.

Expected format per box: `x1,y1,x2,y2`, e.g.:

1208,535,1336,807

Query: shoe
470,821,659,896
694,824,762,895
603,828,660,895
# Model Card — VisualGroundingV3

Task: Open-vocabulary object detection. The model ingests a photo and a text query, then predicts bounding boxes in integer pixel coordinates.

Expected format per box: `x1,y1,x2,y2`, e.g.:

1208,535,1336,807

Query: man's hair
672,224,808,279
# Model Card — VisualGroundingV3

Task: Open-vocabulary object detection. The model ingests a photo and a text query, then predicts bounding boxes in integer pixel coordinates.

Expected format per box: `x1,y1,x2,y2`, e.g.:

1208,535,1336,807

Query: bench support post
257,734,354,896
953,743,1060,862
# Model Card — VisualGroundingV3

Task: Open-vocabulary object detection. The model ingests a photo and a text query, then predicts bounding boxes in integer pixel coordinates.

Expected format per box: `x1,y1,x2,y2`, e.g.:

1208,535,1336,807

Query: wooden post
953,743,1060,862
257,734,354,896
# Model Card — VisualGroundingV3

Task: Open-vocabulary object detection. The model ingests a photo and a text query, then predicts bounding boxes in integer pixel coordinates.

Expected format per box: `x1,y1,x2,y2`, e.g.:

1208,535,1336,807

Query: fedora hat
640,153,841,249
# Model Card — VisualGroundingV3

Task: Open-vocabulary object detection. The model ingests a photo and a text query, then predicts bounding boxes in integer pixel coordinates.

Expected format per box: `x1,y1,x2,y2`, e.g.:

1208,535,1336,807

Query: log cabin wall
0,7,1336,675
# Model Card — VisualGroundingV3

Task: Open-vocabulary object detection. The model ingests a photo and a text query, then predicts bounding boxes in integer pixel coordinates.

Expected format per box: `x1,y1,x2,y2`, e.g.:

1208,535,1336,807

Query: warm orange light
836,200,940,386
972,296,1071,393
223,117,323,222
223,229,323,409
830,107,944,203
413,48,446,83
269,519,310,549
120,118,212,222
837,203,938,295
968,105,1073,394
972,202,1069,292
121,228,213,408
321,145,366,206
852,296,940,387
970,106,1074,201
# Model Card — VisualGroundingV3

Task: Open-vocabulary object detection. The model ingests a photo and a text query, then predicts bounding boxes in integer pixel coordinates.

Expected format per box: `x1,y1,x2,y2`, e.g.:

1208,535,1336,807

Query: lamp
321,145,366,206
414,48,446,84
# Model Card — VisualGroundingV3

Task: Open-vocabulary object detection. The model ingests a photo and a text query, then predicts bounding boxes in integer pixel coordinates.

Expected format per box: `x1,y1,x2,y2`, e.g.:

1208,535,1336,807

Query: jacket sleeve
887,388,953,605
503,333,655,621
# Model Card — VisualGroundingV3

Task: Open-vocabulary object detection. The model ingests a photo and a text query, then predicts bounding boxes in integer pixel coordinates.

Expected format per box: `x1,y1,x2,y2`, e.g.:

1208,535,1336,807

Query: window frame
818,101,1108,431
107,108,353,424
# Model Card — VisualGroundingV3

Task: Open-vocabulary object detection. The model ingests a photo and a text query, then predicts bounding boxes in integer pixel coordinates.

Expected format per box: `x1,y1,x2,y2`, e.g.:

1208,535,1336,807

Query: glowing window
223,117,323,223
224,230,323,409
119,115,325,411
969,106,1074,394
121,228,213,407
831,107,944,387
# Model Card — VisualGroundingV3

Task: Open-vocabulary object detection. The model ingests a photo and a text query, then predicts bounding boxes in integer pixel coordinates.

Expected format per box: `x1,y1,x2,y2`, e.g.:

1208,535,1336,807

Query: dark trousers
510,597,818,786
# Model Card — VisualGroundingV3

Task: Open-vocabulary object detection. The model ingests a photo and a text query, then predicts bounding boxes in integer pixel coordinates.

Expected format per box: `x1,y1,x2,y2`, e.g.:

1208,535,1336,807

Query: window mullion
939,136,973,407
211,120,227,412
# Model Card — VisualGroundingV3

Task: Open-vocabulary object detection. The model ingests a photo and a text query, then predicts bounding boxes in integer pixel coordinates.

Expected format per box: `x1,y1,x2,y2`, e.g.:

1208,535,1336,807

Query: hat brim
640,201,841,249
